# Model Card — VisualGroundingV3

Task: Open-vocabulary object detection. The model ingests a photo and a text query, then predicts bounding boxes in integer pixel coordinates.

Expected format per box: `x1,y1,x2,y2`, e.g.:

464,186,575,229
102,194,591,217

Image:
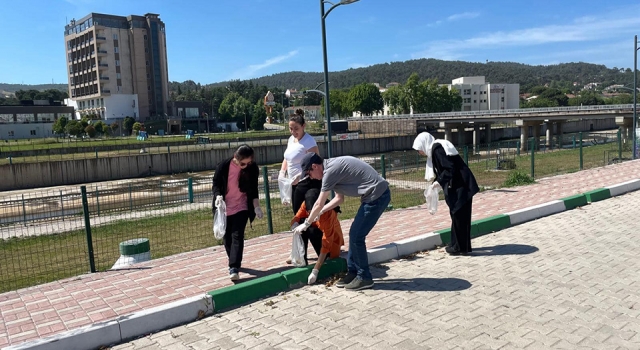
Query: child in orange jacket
291,189,344,284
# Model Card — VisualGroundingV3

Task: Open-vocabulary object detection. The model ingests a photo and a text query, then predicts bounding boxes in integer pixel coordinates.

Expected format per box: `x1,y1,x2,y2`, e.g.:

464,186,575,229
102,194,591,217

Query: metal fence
0,129,631,293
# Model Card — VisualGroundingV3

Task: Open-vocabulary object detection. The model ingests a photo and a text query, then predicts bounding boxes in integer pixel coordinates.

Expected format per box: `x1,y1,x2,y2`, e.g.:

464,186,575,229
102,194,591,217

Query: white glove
215,195,223,208
278,170,286,180
254,207,263,219
308,269,319,284
290,222,300,231
293,220,311,235
430,181,441,190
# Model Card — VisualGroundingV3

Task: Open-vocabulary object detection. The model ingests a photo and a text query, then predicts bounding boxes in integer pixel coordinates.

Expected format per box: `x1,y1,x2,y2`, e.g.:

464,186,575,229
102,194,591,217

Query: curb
8,178,640,350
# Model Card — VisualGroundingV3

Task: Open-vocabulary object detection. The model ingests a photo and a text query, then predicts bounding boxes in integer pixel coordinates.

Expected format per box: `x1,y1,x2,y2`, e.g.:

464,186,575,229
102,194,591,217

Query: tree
85,125,97,138
233,97,253,131
52,116,68,136
250,100,266,131
383,85,410,115
93,121,105,135
65,120,84,137
110,122,119,135
347,83,384,116
132,122,142,135
123,117,135,135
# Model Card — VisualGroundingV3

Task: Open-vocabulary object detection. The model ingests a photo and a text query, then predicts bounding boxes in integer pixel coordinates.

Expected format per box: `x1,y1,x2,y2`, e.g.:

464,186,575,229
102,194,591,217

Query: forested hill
205,59,634,93
0,83,68,94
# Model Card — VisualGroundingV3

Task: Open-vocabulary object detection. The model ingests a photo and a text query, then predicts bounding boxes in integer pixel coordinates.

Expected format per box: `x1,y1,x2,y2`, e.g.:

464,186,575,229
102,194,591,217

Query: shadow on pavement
372,277,472,292
469,244,538,256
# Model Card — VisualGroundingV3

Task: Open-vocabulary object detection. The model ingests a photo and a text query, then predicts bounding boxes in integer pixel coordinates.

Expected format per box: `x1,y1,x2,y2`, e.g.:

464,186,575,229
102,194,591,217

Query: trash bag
290,233,306,267
424,186,439,215
213,200,227,240
278,176,293,205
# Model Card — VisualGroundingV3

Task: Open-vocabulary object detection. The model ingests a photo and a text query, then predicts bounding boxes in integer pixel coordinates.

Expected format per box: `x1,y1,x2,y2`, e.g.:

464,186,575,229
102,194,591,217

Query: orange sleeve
291,202,309,226
316,210,344,257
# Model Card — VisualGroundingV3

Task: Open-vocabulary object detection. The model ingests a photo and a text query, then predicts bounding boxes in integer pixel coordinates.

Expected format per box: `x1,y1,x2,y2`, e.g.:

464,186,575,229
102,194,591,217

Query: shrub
503,170,535,187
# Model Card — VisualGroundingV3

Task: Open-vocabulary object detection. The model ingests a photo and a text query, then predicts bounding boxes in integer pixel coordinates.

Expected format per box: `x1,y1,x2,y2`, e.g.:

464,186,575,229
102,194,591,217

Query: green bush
503,170,535,187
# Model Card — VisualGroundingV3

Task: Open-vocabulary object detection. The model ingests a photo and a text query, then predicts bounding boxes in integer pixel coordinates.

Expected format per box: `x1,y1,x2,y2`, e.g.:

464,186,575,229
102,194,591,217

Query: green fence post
617,128,622,160
159,180,163,206
167,145,170,154
95,186,100,216
572,135,576,149
579,132,583,170
381,154,386,179
530,139,535,179
228,141,231,149
129,183,133,211
463,146,469,164
188,177,194,203
60,190,65,221
95,148,98,159
21,194,27,226
81,186,96,273
516,140,521,156
262,166,274,234
8,157,11,165
402,151,406,173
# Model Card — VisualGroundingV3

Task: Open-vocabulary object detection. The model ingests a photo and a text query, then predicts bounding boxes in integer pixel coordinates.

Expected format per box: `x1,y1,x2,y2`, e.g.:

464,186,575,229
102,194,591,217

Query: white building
446,76,519,112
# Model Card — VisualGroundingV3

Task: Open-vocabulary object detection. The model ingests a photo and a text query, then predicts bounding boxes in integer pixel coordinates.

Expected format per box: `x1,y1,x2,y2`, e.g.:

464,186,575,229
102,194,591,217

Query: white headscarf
412,132,459,181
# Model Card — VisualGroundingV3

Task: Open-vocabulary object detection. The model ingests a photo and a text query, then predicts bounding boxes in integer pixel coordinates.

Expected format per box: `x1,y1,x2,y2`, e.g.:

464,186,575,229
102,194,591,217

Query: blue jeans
347,188,391,280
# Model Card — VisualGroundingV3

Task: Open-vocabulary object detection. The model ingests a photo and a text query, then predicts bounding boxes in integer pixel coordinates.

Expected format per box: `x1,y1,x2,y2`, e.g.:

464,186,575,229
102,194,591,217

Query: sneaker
344,276,374,291
229,268,239,281
335,272,357,288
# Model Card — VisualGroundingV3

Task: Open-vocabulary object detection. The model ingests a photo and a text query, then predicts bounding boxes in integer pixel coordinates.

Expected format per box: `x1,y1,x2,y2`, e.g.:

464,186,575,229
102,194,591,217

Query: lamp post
634,35,639,159
320,0,359,158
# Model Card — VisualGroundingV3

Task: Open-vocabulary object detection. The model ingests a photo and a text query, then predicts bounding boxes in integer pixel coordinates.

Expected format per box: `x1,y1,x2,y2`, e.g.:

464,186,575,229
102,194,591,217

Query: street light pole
320,0,359,158
634,35,638,160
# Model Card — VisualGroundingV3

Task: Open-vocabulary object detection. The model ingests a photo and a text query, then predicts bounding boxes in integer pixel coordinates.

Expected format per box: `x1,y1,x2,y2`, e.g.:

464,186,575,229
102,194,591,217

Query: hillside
205,59,634,93
0,83,68,94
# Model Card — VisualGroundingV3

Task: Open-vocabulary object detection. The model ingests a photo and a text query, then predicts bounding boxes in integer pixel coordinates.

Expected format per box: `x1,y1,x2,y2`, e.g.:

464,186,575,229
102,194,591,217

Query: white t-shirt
283,133,318,179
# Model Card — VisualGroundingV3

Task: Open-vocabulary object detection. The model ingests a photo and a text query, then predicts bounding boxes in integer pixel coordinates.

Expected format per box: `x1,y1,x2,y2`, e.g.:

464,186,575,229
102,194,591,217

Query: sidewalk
2,160,640,349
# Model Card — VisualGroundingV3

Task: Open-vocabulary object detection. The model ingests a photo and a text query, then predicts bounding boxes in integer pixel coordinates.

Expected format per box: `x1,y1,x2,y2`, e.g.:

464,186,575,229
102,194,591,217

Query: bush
503,170,535,187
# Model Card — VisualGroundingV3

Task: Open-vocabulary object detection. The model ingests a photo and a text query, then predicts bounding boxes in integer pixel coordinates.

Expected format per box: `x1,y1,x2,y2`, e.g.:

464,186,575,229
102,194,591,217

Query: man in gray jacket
293,153,390,291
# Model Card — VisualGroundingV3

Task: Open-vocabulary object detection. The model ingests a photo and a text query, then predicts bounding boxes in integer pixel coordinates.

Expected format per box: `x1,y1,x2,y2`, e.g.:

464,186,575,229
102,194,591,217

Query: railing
0,130,631,293
351,104,637,121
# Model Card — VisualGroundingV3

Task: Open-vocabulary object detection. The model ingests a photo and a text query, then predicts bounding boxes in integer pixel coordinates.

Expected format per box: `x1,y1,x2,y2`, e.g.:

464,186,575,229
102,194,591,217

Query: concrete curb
5,295,213,350
8,178,640,350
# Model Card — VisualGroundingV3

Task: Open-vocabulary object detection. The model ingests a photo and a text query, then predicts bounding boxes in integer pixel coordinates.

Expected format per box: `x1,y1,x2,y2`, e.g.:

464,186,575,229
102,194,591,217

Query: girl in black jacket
212,145,262,280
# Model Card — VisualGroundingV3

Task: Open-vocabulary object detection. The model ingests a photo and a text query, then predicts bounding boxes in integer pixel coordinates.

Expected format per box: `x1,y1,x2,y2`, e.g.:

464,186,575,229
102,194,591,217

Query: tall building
64,13,169,121
447,76,520,112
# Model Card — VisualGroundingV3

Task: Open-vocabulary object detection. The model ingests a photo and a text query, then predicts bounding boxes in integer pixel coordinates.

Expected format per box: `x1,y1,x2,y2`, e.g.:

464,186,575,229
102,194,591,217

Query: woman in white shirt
279,110,322,214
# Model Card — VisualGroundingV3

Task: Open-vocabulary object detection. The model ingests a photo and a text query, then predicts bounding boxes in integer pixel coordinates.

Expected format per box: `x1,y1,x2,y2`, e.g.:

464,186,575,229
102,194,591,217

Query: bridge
346,104,636,151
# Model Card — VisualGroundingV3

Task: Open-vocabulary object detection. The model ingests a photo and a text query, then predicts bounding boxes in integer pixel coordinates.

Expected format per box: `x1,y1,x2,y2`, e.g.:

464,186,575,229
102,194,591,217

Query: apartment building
447,76,519,112
64,13,169,121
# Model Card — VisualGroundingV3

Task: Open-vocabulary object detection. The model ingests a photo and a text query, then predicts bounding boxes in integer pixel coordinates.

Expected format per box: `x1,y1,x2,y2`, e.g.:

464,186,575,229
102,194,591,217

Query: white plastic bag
424,186,439,215
278,176,293,205
213,200,227,240
290,233,306,267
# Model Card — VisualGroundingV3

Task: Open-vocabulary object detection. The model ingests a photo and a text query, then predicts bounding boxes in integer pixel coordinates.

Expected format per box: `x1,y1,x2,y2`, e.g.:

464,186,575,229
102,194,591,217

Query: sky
1,0,640,85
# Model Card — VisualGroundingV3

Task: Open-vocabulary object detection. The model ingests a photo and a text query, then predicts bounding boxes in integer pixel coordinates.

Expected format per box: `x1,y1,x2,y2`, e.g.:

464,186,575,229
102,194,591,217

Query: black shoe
445,246,461,255
335,272,357,288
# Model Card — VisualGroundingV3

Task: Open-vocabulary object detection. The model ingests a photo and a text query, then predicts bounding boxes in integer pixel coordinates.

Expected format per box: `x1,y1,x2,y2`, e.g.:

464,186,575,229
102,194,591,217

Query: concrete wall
0,136,415,191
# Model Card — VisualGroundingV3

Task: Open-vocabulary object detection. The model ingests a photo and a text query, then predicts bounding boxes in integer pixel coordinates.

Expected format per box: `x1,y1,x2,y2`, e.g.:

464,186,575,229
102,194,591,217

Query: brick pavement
113,189,640,350
1,160,640,348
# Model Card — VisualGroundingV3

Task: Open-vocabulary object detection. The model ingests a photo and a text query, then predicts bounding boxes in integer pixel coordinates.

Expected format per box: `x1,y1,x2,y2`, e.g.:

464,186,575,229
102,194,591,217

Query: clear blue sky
1,0,639,85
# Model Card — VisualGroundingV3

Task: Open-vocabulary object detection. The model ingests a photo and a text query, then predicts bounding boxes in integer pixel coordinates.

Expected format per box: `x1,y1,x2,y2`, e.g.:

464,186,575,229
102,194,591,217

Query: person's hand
254,206,263,219
278,170,286,181
430,181,441,191
291,173,302,186
308,269,319,284
215,195,223,208
290,222,300,231
293,220,310,235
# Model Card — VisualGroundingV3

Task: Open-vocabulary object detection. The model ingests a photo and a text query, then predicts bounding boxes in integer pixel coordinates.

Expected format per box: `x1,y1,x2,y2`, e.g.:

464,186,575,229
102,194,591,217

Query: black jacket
432,143,479,214
211,157,260,223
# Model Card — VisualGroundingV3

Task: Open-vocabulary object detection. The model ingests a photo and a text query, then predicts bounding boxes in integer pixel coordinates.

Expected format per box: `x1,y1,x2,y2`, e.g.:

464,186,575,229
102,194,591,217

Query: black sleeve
212,160,225,202
433,145,456,188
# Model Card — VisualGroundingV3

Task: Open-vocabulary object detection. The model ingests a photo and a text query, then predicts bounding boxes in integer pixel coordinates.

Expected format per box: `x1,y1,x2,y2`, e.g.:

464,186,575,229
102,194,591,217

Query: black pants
224,210,249,269
291,178,322,214
301,226,323,264
449,199,473,253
